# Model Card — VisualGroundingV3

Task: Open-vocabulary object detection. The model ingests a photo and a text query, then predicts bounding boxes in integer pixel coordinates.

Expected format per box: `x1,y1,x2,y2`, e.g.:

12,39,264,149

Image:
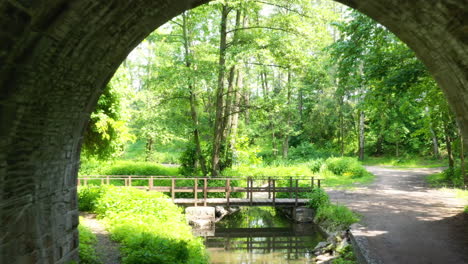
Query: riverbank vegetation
78,222,102,264
78,186,208,264
307,188,359,232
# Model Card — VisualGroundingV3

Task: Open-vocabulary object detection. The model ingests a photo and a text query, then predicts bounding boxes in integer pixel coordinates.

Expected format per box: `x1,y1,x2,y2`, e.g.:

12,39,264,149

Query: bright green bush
78,223,101,264
307,188,330,209
309,158,324,173
315,204,360,232
324,157,368,178
306,188,359,232
78,186,208,264
78,186,105,212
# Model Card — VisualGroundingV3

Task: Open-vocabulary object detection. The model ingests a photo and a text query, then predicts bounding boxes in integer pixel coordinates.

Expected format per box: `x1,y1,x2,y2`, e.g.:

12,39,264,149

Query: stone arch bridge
0,0,467,263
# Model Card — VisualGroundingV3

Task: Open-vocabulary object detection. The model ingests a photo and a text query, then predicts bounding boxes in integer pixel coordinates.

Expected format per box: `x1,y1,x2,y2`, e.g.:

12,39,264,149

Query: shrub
79,186,208,264
306,188,359,232
78,223,101,264
78,186,105,212
315,204,360,232
324,157,367,178
309,158,324,173
307,188,330,210
332,245,357,264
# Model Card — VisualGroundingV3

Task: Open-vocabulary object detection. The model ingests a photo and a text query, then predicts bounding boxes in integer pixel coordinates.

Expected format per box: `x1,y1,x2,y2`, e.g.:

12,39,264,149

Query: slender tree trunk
230,69,241,151
396,141,399,157
182,12,207,176
444,121,454,169
460,128,467,186
145,137,153,162
339,96,344,156
211,5,230,176
282,69,292,159
430,126,440,159
359,110,365,160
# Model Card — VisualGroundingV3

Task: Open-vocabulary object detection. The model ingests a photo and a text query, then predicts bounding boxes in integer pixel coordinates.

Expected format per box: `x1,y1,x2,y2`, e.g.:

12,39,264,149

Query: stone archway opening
0,0,467,263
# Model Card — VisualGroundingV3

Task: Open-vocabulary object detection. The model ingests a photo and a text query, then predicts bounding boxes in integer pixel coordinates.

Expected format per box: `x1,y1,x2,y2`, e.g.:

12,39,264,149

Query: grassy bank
224,157,374,188
78,221,101,264
78,185,208,264
363,156,447,168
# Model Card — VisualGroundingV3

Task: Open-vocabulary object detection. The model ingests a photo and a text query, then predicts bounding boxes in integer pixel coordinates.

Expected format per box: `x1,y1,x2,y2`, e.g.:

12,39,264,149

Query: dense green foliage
79,159,180,176
332,245,357,264
78,222,102,264
80,0,464,180
78,186,208,264
307,188,359,231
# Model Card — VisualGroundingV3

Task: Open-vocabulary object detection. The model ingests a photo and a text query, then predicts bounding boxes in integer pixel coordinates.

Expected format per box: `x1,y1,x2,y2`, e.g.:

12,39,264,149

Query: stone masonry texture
0,0,467,263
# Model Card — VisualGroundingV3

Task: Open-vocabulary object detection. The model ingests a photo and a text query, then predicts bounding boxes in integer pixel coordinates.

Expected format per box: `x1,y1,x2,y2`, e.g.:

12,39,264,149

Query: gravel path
327,166,468,264
80,213,121,264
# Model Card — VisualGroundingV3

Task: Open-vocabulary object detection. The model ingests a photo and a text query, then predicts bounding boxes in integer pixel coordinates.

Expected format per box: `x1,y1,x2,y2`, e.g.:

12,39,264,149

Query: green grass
78,221,102,264
362,156,447,168
79,160,180,176
121,140,183,163
78,185,208,264
224,157,375,188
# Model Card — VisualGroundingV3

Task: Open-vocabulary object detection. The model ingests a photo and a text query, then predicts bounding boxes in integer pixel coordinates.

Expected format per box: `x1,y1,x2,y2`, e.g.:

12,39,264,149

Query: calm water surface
198,207,324,264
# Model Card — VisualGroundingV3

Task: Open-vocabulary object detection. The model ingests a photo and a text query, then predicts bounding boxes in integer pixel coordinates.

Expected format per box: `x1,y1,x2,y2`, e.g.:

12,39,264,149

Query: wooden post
268,177,271,199
194,178,198,207
272,179,276,206
311,177,314,189
249,177,253,206
106,176,110,185
171,178,175,202
128,176,132,187
84,179,88,186
246,177,250,199
295,179,298,207
318,179,321,189
149,176,153,190
204,178,207,206
289,177,293,198
226,179,231,207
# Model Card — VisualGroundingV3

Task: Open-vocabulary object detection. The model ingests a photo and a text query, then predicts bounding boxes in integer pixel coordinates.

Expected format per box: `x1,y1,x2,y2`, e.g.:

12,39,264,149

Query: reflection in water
198,207,324,264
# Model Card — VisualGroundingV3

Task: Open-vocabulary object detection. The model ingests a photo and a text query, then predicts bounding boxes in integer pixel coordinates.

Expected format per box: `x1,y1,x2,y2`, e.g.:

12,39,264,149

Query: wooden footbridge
78,176,322,207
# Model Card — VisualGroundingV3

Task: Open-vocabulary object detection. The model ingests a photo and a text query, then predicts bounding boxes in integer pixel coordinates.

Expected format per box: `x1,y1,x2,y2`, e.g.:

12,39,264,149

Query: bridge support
280,206,315,223
185,206,215,229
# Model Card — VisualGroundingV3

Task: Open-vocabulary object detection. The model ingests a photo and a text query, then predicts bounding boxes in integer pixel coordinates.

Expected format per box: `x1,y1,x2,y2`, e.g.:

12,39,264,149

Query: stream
198,207,324,264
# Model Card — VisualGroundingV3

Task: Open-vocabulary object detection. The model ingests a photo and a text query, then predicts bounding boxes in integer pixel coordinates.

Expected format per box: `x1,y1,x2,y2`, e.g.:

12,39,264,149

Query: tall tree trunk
359,110,365,161
339,96,345,156
396,141,399,157
460,128,467,186
430,126,440,159
444,121,454,169
211,5,230,176
182,12,207,176
230,69,242,151
190,91,208,175
282,69,292,159
145,137,153,162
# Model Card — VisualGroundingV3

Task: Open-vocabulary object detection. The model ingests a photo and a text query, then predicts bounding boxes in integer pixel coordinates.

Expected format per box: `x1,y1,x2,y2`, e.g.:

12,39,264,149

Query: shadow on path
327,166,468,264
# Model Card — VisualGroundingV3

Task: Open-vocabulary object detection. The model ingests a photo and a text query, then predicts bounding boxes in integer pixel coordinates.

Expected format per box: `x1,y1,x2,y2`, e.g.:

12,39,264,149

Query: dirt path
80,213,121,264
327,166,468,264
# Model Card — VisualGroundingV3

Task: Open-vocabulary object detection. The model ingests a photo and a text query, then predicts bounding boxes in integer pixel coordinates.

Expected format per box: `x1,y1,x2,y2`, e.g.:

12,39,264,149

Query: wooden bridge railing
78,176,322,207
